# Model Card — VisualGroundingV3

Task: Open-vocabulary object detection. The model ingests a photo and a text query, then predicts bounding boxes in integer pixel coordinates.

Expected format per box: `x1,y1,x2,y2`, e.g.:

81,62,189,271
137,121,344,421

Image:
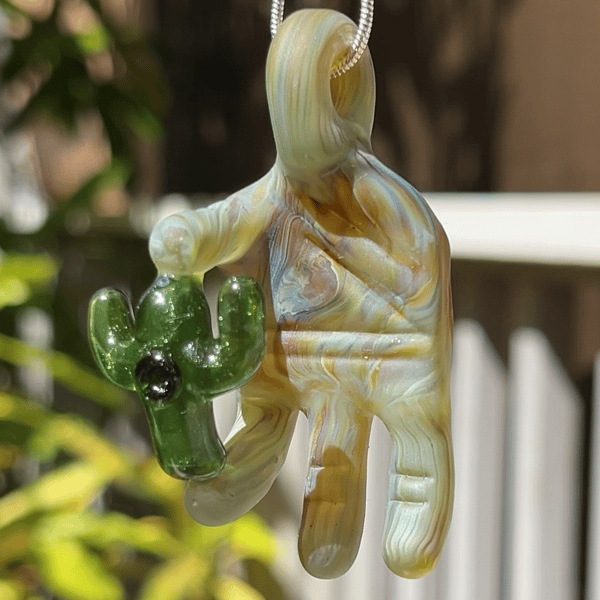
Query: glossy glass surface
89,275,265,479
91,8,454,581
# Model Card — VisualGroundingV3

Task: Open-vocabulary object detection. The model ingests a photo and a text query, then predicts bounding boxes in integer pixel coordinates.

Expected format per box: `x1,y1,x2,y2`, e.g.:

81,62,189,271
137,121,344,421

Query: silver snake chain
270,0,375,78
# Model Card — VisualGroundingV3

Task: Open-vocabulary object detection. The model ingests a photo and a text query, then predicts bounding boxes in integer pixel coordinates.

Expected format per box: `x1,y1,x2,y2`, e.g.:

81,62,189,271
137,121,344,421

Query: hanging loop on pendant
270,0,374,79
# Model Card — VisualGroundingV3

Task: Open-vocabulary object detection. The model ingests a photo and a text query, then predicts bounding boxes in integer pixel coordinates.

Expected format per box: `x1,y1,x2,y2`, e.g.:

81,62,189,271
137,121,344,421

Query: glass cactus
88,275,265,480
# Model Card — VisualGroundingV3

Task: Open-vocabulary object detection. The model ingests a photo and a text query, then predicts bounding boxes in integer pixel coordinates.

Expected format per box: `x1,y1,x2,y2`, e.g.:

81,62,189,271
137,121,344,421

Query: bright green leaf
33,511,183,558
214,575,266,600
0,393,129,468
184,520,234,553
0,392,132,471
33,539,124,600
138,553,209,600
0,254,59,287
0,391,51,429
229,513,278,564
0,392,180,505
28,415,133,471
0,579,23,600
73,24,111,54
0,461,112,529
0,333,133,412
183,513,277,565
81,513,182,556
0,277,29,309
129,106,163,140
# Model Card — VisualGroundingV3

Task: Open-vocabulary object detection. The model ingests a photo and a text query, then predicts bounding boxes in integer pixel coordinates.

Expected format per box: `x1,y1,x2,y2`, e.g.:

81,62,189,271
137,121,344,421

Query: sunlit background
0,1,599,599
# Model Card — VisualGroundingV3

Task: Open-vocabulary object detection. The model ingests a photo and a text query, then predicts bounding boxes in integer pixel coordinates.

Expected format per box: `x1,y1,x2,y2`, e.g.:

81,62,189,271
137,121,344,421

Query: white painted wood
586,354,600,600
439,320,507,600
507,328,583,600
425,192,600,267
338,417,389,600
388,571,439,600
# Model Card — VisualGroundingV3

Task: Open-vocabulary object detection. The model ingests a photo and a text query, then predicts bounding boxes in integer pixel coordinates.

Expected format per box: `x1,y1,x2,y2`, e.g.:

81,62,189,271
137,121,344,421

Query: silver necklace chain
270,0,374,78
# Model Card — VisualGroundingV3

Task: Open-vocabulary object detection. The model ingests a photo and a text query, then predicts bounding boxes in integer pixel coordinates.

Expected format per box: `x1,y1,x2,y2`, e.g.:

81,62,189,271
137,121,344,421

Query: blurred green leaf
0,18,64,83
0,460,113,529
229,513,278,564
138,552,209,600
0,277,29,309
0,392,181,504
0,333,133,412
33,539,124,600
132,458,183,504
0,392,137,482
0,253,59,286
0,253,59,309
214,575,266,600
28,414,134,468
183,513,276,566
33,511,183,558
184,520,234,554
0,0,28,18
73,24,111,55
7,56,94,133
82,512,180,555
0,578,23,600
128,104,163,140
0,521,30,565
0,391,51,429
0,421,31,448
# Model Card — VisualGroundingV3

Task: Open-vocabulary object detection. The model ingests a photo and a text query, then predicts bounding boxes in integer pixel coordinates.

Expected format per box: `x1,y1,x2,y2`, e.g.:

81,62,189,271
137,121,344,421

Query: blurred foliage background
1,0,599,597
0,1,282,599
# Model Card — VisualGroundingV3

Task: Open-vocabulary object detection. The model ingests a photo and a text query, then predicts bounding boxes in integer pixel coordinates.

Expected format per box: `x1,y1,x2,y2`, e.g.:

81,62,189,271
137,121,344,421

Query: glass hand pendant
90,8,454,580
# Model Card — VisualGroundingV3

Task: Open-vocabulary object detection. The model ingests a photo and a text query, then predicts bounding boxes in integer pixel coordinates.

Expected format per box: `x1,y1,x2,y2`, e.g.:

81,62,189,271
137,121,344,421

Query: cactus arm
178,276,265,395
88,288,139,390
214,275,266,380
134,275,213,348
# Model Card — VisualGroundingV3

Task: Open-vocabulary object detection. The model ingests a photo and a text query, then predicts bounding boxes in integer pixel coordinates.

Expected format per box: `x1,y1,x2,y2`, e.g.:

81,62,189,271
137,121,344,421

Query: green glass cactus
88,275,265,480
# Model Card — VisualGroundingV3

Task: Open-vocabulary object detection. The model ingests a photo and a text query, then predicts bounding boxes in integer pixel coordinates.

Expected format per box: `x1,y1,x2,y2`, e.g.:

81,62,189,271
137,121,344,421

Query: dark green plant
0,0,168,225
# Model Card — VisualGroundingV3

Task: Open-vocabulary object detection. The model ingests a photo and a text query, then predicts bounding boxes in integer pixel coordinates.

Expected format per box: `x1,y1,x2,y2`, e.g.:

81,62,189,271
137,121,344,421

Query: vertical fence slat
585,354,600,600
387,569,440,600
338,417,390,600
507,328,583,600
439,319,507,600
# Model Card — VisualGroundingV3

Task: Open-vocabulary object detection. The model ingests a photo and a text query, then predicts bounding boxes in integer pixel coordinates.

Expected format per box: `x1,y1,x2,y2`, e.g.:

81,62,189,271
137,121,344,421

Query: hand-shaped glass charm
90,8,453,580
89,275,265,479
